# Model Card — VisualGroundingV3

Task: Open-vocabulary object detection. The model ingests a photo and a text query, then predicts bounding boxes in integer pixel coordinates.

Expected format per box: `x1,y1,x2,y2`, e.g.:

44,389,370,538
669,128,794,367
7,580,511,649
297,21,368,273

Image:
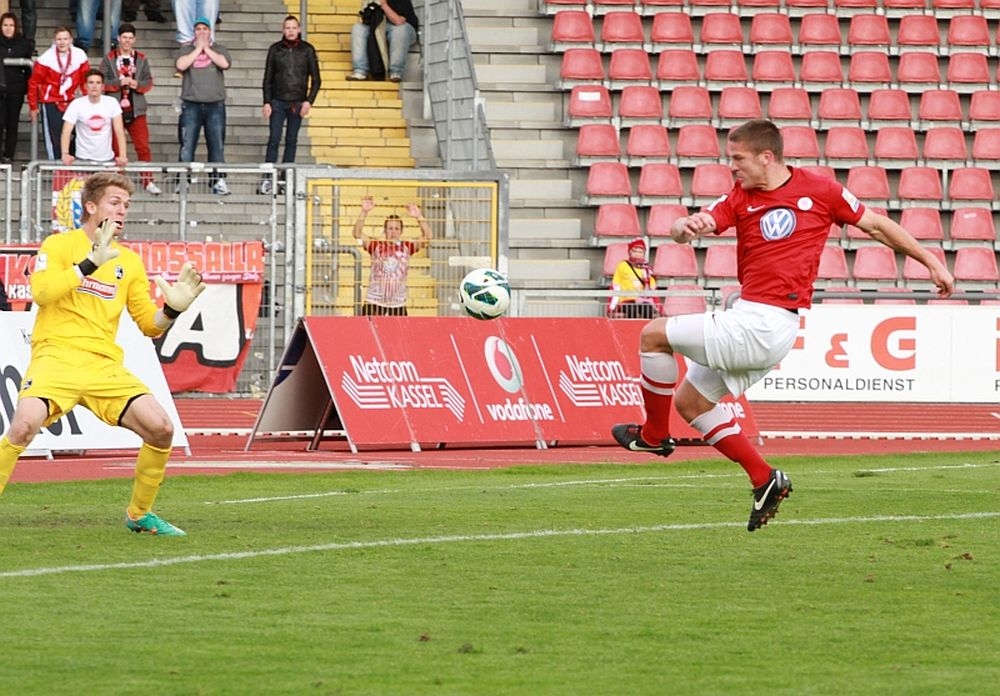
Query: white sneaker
212,179,231,196
145,182,162,195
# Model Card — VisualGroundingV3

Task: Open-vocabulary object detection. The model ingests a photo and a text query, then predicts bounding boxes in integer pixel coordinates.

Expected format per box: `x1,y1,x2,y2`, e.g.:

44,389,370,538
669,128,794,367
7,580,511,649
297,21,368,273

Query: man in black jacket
259,15,320,195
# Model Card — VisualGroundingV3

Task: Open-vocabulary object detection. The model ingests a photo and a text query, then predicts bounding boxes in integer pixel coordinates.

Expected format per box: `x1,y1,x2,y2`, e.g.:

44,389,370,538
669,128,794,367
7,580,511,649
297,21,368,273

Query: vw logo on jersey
759,208,796,241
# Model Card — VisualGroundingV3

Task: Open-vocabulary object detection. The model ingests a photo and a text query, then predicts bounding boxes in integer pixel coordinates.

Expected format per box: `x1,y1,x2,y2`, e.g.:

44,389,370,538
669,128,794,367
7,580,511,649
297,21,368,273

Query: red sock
639,351,676,442
690,406,772,487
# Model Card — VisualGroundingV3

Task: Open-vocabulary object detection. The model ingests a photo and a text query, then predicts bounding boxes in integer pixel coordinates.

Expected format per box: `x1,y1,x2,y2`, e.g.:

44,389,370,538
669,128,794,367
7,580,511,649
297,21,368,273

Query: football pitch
1,450,998,695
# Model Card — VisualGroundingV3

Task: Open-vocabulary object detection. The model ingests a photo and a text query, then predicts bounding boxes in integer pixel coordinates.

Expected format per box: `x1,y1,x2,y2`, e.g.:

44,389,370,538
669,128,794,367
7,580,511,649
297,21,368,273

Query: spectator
14,1,35,53
75,0,121,52
175,15,230,195
347,0,418,83
608,238,659,320
122,0,166,23
100,22,160,193
351,195,432,315
172,0,218,44
0,11,32,163
60,68,127,166
27,26,89,160
258,15,321,195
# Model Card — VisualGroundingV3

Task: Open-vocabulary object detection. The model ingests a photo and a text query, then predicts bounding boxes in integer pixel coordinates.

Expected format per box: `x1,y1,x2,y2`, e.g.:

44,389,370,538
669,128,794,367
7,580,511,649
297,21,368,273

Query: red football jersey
705,167,865,309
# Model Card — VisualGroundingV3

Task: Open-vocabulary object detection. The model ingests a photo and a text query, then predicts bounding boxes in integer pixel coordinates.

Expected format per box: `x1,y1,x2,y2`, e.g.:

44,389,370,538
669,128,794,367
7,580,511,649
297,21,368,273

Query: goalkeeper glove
77,218,121,276
155,262,206,319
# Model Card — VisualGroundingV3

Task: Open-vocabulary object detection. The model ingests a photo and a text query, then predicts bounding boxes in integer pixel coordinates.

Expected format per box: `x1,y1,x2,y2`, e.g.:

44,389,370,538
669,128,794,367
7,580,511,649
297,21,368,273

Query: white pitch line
2,511,998,580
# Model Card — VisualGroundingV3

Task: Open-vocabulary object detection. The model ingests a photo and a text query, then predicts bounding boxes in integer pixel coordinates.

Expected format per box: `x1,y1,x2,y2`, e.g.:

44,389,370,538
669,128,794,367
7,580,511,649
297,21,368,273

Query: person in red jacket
27,26,89,160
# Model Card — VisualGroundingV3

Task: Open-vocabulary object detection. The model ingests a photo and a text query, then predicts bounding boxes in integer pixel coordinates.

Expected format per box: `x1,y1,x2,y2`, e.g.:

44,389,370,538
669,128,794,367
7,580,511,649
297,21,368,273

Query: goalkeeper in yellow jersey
0,172,205,536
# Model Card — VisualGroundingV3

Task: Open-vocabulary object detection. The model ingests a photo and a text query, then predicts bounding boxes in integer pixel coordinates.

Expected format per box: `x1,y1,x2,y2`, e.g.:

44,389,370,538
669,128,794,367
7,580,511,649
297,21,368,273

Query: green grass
1,450,999,695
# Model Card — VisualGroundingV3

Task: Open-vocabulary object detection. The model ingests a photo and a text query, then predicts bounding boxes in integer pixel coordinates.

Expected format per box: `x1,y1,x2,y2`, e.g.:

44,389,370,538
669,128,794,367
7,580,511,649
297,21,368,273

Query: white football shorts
665,298,799,401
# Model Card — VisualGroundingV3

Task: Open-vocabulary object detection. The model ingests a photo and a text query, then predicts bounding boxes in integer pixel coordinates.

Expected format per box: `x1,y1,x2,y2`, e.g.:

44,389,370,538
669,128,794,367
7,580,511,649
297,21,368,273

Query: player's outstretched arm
154,262,207,330
856,209,955,298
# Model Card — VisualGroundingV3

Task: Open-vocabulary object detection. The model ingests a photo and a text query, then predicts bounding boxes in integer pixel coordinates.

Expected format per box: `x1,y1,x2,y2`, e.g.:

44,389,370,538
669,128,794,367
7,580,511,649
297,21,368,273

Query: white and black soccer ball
459,268,511,320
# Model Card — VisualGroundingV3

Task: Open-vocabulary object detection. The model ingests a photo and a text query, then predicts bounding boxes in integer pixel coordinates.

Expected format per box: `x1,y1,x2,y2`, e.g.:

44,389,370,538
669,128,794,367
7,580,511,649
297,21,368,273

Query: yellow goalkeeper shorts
19,349,151,428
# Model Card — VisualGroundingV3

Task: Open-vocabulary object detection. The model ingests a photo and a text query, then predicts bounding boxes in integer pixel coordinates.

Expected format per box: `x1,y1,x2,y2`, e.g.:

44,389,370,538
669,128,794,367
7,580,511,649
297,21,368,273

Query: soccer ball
459,268,511,320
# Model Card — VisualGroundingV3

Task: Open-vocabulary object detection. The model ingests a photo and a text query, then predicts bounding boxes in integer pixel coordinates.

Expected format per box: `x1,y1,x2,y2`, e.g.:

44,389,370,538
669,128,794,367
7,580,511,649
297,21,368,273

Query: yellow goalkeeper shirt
30,228,163,363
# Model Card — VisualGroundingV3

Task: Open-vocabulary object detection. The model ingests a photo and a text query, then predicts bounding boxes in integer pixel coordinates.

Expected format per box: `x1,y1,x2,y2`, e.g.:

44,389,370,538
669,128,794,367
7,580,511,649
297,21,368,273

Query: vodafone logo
484,336,522,394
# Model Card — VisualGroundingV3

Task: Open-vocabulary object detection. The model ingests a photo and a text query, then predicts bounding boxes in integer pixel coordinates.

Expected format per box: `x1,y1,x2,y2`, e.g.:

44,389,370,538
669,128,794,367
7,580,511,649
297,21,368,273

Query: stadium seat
543,0,589,13
617,85,663,126
916,90,963,131
947,168,996,208
780,125,821,162
922,127,969,167
833,0,878,15
797,14,842,53
593,0,638,11
948,207,997,249
655,49,701,88
969,90,1000,128
567,85,614,126
646,203,690,238
896,15,940,53
599,11,646,51
752,50,797,89
980,0,1000,18
638,0,685,13
625,124,672,165
560,49,606,87
584,161,633,204
817,88,863,128
803,164,838,181
717,86,763,127
749,13,793,50
896,52,941,92
735,0,782,13
575,123,621,164
551,11,596,50
800,51,844,89
846,166,891,207
687,163,734,206
702,244,739,287
952,246,1000,285
847,14,891,51
652,243,700,280
766,87,813,125
851,245,899,288
817,245,850,285
897,167,943,207
666,86,713,126
972,128,1000,165
602,242,630,278
946,15,992,53
608,48,653,88
675,124,722,166
883,0,929,18
699,12,744,48
636,163,685,204
785,0,829,16
689,0,735,15
823,126,870,168
848,51,892,90
898,207,945,246
703,50,750,88
660,284,708,315
594,203,642,240
650,12,694,50
873,126,919,168
902,246,948,288
866,89,913,129
945,53,991,92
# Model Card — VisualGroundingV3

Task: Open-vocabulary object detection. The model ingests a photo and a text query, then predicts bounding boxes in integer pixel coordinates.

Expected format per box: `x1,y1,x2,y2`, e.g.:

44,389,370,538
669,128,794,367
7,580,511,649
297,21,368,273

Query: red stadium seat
646,203,689,238
902,246,948,288
660,284,708,316
817,245,850,284
667,86,714,126
594,203,642,239
917,89,963,129
972,128,1000,164
785,0,829,15
749,13,793,50
560,49,605,87
567,85,613,126
617,85,663,126
650,12,694,49
896,52,941,92
896,15,940,52
638,0,685,12
688,163,734,206
897,167,943,206
866,89,913,128
847,51,892,90
717,86,763,127
637,163,684,204
575,123,621,163
873,126,919,168
593,0,638,12
922,127,969,167
847,14,891,50
675,124,722,165
979,0,1000,17
823,126,870,167
699,12,744,47
702,244,739,287
846,166,891,207
953,246,1000,285
800,51,845,88
703,50,750,88
969,90,1000,128
599,11,646,51
948,168,995,207
948,207,997,249
655,49,701,88
652,243,700,279
898,207,945,245
543,0,589,13
551,11,596,50
735,0,782,13
817,88,863,128
625,124,672,164
766,87,813,125
852,245,899,288
883,0,928,15
608,48,653,87
833,0,878,14
584,162,633,203
602,242,630,278
780,125,821,162
689,0,735,15
797,14,842,52
947,15,992,52
752,50,797,87
946,53,991,91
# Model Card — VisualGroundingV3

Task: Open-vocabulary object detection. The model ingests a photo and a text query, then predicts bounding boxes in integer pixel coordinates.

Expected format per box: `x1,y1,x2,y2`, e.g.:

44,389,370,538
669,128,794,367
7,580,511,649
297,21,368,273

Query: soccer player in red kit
612,119,954,531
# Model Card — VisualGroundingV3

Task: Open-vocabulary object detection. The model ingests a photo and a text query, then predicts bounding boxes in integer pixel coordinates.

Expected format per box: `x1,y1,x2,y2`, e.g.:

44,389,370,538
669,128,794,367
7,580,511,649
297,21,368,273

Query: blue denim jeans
265,99,303,164
76,0,122,48
172,0,220,43
350,21,416,76
179,100,226,180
